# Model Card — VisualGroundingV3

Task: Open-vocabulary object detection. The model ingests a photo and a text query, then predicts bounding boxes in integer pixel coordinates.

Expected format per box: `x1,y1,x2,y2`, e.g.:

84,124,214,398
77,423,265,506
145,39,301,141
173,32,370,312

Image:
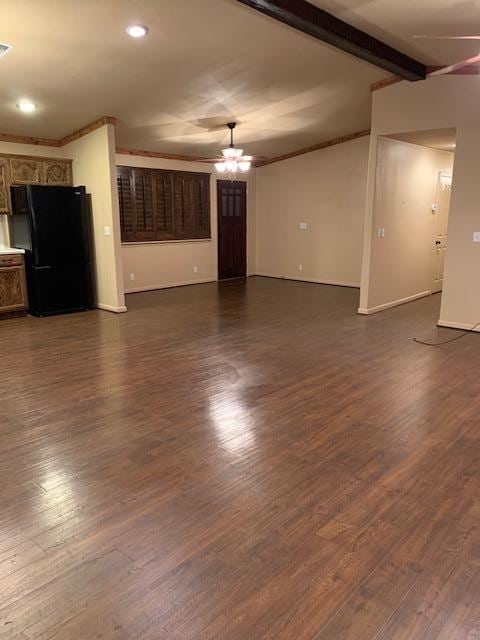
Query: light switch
473,232,480,243
299,222,308,230
104,226,111,237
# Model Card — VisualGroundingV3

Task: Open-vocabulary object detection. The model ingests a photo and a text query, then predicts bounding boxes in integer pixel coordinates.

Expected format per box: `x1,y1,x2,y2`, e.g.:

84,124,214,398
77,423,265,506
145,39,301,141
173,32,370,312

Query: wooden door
217,180,247,280
432,173,452,293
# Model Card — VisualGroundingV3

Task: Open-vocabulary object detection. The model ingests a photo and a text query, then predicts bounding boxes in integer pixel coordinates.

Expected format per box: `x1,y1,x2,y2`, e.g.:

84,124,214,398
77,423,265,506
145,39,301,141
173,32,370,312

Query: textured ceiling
0,0,477,158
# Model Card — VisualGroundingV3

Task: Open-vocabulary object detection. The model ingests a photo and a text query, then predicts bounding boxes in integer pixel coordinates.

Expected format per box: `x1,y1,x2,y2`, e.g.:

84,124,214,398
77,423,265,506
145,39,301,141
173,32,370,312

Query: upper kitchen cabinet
44,159,72,185
9,156,43,184
0,157,10,214
0,154,73,213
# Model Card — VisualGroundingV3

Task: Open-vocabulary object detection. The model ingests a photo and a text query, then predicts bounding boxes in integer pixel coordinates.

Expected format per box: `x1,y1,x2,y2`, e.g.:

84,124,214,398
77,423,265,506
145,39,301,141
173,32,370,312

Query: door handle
436,241,441,246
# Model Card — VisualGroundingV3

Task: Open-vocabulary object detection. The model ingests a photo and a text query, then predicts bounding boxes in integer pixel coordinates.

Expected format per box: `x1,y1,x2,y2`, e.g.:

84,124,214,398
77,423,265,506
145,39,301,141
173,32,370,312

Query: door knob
436,241,441,245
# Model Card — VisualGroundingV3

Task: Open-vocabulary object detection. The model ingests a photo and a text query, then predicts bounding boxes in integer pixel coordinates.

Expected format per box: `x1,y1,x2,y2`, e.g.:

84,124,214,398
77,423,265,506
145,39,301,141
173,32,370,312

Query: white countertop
0,246,25,255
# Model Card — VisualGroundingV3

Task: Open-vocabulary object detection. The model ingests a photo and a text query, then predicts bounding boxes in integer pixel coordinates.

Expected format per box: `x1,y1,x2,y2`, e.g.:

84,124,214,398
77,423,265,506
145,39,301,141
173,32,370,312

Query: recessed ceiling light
125,24,149,38
17,99,37,113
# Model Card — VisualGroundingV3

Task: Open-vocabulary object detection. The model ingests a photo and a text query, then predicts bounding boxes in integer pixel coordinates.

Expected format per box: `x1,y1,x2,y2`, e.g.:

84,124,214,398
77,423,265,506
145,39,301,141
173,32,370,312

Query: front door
432,173,452,293
217,180,247,280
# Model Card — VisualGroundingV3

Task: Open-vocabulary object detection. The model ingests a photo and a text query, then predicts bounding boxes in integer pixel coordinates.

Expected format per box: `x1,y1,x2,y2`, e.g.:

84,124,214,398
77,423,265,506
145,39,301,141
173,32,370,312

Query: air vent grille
0,43,12,58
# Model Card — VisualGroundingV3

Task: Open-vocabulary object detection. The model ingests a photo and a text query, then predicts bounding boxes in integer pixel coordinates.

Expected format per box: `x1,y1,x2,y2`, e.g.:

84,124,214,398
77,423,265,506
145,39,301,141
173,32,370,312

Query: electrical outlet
298,264,303,272
193,265,198,273
104,225,111,237
129,272,135,281
473,232,480,243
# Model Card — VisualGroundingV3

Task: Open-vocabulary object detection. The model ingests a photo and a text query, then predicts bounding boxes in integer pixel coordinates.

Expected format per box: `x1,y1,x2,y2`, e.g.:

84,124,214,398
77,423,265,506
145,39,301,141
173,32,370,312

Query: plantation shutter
132,169,155,241
117,166,211,242
117,168,135,242
153,170,174,240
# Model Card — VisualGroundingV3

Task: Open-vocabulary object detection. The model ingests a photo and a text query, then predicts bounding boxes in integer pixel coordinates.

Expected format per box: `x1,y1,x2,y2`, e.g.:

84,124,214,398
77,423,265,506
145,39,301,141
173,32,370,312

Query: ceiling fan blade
428,53,480,77
413,34,480,39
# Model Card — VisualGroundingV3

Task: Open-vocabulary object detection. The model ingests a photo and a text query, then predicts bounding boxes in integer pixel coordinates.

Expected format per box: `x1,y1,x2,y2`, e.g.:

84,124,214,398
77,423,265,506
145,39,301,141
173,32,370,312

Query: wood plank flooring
0,276,479,639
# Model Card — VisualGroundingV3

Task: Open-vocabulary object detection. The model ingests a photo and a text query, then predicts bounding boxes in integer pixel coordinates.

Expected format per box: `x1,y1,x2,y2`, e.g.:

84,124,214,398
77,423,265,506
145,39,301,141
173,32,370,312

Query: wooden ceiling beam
235,0,426,81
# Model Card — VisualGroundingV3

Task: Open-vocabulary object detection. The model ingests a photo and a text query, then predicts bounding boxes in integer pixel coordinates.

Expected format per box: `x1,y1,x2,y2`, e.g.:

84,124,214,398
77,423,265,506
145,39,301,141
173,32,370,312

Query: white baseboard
125,278,216,294
97,303,128,313
253,272,360,289
358,290,431,315
437,319,480,332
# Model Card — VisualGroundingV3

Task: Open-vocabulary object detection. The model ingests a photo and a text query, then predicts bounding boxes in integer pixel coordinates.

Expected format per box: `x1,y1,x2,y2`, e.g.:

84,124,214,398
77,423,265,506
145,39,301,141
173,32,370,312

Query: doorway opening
217,180,247,280
362,127,456,315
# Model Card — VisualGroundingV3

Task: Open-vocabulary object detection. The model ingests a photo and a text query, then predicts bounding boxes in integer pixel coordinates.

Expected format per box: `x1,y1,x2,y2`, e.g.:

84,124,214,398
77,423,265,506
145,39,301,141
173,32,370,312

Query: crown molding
370,75,402,92
60,116,117,145
0,132,61,146
255,130,371,168
115,146,212,163
0,116,117,149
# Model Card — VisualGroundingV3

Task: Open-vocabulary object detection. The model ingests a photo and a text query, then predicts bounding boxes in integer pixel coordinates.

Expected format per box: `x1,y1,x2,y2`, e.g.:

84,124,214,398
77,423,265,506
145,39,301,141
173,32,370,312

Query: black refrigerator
9,184,94,317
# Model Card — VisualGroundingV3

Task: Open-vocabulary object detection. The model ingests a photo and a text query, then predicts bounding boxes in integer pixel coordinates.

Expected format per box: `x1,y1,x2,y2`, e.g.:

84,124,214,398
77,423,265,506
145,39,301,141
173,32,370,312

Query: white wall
116,153,256,293
63,124,126,312
254,135,369,287
360,76,480,330
360,137,454,313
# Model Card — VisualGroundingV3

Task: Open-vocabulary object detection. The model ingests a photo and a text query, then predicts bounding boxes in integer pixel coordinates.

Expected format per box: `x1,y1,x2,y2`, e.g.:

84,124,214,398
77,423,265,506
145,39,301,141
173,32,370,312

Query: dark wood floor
0,277,479,639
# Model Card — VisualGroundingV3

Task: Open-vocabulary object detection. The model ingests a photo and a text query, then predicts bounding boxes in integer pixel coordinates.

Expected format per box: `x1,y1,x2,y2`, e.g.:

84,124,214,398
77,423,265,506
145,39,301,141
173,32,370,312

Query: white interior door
432,173,452,293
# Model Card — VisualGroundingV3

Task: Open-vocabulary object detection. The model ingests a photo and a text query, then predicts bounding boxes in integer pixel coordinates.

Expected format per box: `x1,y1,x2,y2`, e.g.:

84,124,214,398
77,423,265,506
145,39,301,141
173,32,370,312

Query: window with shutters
117,166,211,242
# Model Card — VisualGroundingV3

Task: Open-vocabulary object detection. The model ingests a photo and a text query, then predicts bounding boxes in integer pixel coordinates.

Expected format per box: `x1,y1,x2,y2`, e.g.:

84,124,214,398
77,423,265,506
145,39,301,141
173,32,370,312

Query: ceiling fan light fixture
238,160,252,172
225,159,238,172
215,123,252,176
222,147,244,159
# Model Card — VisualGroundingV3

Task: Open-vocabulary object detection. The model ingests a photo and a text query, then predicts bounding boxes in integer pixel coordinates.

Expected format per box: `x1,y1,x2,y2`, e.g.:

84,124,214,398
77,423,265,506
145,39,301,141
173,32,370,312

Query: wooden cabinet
10,157,43,184
0,154,73,213
44,159,72,185
0,157,10,214
0,254,27,318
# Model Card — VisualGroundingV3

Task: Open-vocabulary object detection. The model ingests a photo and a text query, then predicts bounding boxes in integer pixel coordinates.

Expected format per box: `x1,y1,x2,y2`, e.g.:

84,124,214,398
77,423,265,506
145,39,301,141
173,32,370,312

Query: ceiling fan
413,34,480,76
198,123,265,175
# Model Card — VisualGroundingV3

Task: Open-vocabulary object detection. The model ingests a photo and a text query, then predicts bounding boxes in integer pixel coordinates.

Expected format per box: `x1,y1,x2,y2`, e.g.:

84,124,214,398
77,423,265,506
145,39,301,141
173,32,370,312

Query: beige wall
63,124,126,312
255,135,369,287
360,76,480,330
360,137,454,313
116,154,256,293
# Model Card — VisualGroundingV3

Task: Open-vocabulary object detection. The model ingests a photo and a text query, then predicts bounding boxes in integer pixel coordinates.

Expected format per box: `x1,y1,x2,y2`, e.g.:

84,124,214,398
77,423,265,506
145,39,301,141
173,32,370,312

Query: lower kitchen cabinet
0,254,28,318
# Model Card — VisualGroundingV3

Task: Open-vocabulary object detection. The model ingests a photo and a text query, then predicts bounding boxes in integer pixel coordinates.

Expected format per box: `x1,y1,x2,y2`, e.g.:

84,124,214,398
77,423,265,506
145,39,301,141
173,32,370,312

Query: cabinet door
0,157,10,214
10,157,43,184
44,160,72,185
0,266,27,312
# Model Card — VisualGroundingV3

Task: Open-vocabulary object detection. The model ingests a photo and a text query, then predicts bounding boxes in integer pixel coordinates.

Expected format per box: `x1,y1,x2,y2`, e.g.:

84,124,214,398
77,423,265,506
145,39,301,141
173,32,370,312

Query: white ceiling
0,0,478,158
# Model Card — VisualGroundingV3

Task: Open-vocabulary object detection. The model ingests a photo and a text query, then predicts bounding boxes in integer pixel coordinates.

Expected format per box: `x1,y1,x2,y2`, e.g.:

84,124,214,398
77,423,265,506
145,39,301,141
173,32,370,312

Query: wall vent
0,43,12,58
